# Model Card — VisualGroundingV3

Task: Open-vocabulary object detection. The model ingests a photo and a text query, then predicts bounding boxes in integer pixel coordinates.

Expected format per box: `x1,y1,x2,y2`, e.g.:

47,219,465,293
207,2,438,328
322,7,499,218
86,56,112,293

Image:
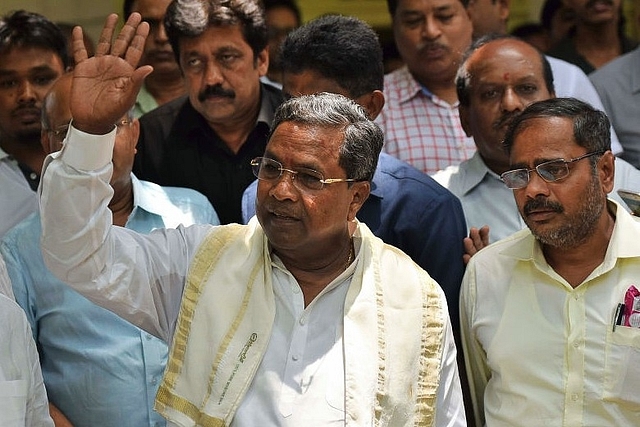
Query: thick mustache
523,196,564,216
11,104,39,116
419,41,448,53
198,85,235,102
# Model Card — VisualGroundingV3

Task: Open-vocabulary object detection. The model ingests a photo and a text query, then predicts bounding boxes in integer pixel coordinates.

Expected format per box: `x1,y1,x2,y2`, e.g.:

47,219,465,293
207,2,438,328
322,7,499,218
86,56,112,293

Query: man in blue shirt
241,14,467,331
1,73,219,427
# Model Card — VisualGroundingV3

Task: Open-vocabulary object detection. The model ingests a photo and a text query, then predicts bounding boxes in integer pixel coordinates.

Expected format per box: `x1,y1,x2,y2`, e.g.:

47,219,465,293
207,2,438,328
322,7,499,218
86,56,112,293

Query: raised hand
70,13,153,135
463,225,490,265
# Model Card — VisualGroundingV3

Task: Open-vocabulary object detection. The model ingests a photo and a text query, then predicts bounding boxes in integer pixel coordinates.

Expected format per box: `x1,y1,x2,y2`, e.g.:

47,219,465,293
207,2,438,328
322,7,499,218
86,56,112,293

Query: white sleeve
434,301,467,427
39,125,212,342
0,255,14,300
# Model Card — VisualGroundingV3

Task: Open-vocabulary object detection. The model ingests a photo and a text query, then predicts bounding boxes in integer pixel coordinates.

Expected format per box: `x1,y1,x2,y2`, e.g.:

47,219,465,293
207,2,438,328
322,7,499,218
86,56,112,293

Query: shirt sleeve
460,260,490,427
434,297,467,427
0,255,14,300
22,311,54,427
39,125,212,342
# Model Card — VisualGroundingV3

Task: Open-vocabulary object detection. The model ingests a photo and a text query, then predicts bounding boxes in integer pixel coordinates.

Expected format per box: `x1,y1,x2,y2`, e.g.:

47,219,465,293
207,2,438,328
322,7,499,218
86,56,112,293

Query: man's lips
12,107,40,123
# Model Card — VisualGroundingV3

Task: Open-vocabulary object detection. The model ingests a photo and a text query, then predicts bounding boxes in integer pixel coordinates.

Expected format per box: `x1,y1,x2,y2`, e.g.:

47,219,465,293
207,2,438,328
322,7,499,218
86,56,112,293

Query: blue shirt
242,152,467,331
1,175,219,427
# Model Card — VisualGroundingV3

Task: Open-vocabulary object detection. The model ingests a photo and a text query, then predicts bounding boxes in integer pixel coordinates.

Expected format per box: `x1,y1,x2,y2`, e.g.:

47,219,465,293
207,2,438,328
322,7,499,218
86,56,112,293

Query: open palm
70,13,153,135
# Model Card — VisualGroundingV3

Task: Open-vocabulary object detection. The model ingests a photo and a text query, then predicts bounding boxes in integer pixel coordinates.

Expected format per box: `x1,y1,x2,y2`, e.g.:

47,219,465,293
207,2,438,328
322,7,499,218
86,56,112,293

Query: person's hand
463,225,490,265
70,13,153,135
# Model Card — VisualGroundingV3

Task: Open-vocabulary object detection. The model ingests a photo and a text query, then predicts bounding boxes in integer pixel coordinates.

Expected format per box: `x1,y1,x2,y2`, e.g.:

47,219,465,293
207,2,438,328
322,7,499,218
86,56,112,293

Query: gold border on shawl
157,225,260,426
415,278,444,427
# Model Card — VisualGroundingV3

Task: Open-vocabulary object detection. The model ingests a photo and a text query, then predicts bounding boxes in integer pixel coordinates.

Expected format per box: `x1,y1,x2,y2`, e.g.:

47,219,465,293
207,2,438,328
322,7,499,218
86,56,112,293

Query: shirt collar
501,200,640,265
0,146,10,161
129,174,176,220
458,152,503,196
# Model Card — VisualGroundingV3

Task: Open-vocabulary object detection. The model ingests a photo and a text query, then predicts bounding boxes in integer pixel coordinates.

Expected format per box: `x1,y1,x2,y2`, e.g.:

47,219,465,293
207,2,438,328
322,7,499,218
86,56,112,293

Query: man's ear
599,150,615,194
459,105,472,137
256,48,269,77
347,181,370,222
498,0,511,22
357,90,385,120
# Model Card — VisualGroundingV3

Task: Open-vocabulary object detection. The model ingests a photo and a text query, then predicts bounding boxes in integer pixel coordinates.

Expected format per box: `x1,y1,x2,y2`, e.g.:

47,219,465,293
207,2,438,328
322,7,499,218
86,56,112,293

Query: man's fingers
112,12,145,58
72,26,88,64
95,14,119,57
124,21,150,67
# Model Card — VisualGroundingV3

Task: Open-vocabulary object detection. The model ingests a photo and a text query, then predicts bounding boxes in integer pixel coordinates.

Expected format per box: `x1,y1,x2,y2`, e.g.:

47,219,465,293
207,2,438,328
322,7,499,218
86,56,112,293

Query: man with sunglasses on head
38,14,465,426
460,96,640,427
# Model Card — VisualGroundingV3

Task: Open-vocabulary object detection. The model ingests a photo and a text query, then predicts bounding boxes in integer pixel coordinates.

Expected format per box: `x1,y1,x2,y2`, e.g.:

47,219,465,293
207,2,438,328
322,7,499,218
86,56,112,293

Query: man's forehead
467,42,543,80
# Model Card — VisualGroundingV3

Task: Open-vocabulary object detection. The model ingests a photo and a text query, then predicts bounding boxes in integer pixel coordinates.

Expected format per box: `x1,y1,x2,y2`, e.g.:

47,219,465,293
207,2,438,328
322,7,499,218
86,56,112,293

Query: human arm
49,404,73,427
433,311,467,427
39,14,210,341
462,226,490,265
459,261,491,427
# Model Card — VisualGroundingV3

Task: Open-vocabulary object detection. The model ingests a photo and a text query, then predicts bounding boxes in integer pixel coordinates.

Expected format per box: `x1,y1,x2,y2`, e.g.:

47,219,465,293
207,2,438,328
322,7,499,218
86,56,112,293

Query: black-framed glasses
251,157,360,191
500,151,605,190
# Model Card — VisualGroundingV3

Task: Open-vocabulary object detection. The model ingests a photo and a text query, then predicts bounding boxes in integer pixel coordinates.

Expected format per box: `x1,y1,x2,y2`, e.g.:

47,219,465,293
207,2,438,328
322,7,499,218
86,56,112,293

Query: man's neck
414,72,458,105
144,71,186,107
542,207,615,288
0,138,46,176
573,22,622,69
109,180,135,227
208,96,262,154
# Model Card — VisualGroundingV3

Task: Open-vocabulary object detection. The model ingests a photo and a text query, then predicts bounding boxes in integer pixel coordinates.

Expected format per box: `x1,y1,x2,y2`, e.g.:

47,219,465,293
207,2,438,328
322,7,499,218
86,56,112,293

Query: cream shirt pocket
603,327,640,405
0,379,28,426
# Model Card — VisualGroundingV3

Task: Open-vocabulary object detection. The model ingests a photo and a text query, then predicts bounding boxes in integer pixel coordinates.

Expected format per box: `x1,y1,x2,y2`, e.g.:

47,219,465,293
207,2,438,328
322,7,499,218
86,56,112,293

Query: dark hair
271,92,383,182
503,97,611,156
386,0,469,16
164,0,267,63
455,33,554,107
264,0,301,25
0,10,70,69
123,0,136,17
281,14,383,97
510,23,546,40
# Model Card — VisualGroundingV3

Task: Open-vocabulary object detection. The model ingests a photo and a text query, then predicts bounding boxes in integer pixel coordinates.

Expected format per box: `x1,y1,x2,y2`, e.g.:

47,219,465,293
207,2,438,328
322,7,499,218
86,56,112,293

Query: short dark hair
455,33,554,107
164,0,267,63
503,97,611,156
271,92,383,182
0,10,70,69
386,0,469,16
281,14,383,98
264,0,301,25
123,0,136,18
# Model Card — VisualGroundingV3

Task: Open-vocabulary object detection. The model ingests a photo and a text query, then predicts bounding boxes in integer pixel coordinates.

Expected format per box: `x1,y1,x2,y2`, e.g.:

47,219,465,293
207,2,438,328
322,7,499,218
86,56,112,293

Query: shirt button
571,393,579,401
299,317,306,325
573,341,580,348
292,355,299,361
151,378,158,385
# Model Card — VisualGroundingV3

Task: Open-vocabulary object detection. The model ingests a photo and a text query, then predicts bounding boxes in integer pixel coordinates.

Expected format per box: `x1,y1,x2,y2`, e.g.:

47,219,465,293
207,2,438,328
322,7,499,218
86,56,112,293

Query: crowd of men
1,0,639,426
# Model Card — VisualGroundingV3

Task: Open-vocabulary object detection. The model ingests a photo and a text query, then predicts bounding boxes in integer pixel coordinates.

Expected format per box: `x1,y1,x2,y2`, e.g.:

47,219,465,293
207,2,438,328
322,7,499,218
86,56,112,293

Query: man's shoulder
139,95,190,125
136,179,219,225
375,153,456,201
1,212,41,250
590,47,639,84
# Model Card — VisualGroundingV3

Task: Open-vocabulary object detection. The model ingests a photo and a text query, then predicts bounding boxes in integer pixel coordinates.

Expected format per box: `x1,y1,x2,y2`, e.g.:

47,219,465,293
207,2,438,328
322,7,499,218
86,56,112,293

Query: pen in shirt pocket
613,303,625,332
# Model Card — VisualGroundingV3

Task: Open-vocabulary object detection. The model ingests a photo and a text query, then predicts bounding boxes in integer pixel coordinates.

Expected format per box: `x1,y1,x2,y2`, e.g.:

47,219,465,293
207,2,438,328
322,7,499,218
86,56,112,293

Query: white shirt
0,149,38,238
0,254,14,299
40,126,466,427
0,292,53,427
461,202,640,426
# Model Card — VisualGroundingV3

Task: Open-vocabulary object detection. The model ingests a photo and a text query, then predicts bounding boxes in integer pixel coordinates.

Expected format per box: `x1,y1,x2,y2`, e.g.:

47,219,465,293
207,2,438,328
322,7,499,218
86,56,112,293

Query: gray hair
270,92,383,182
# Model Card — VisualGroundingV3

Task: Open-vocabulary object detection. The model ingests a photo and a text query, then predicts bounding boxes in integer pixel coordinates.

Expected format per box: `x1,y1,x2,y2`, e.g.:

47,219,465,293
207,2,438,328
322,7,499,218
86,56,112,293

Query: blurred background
1,0,637,62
